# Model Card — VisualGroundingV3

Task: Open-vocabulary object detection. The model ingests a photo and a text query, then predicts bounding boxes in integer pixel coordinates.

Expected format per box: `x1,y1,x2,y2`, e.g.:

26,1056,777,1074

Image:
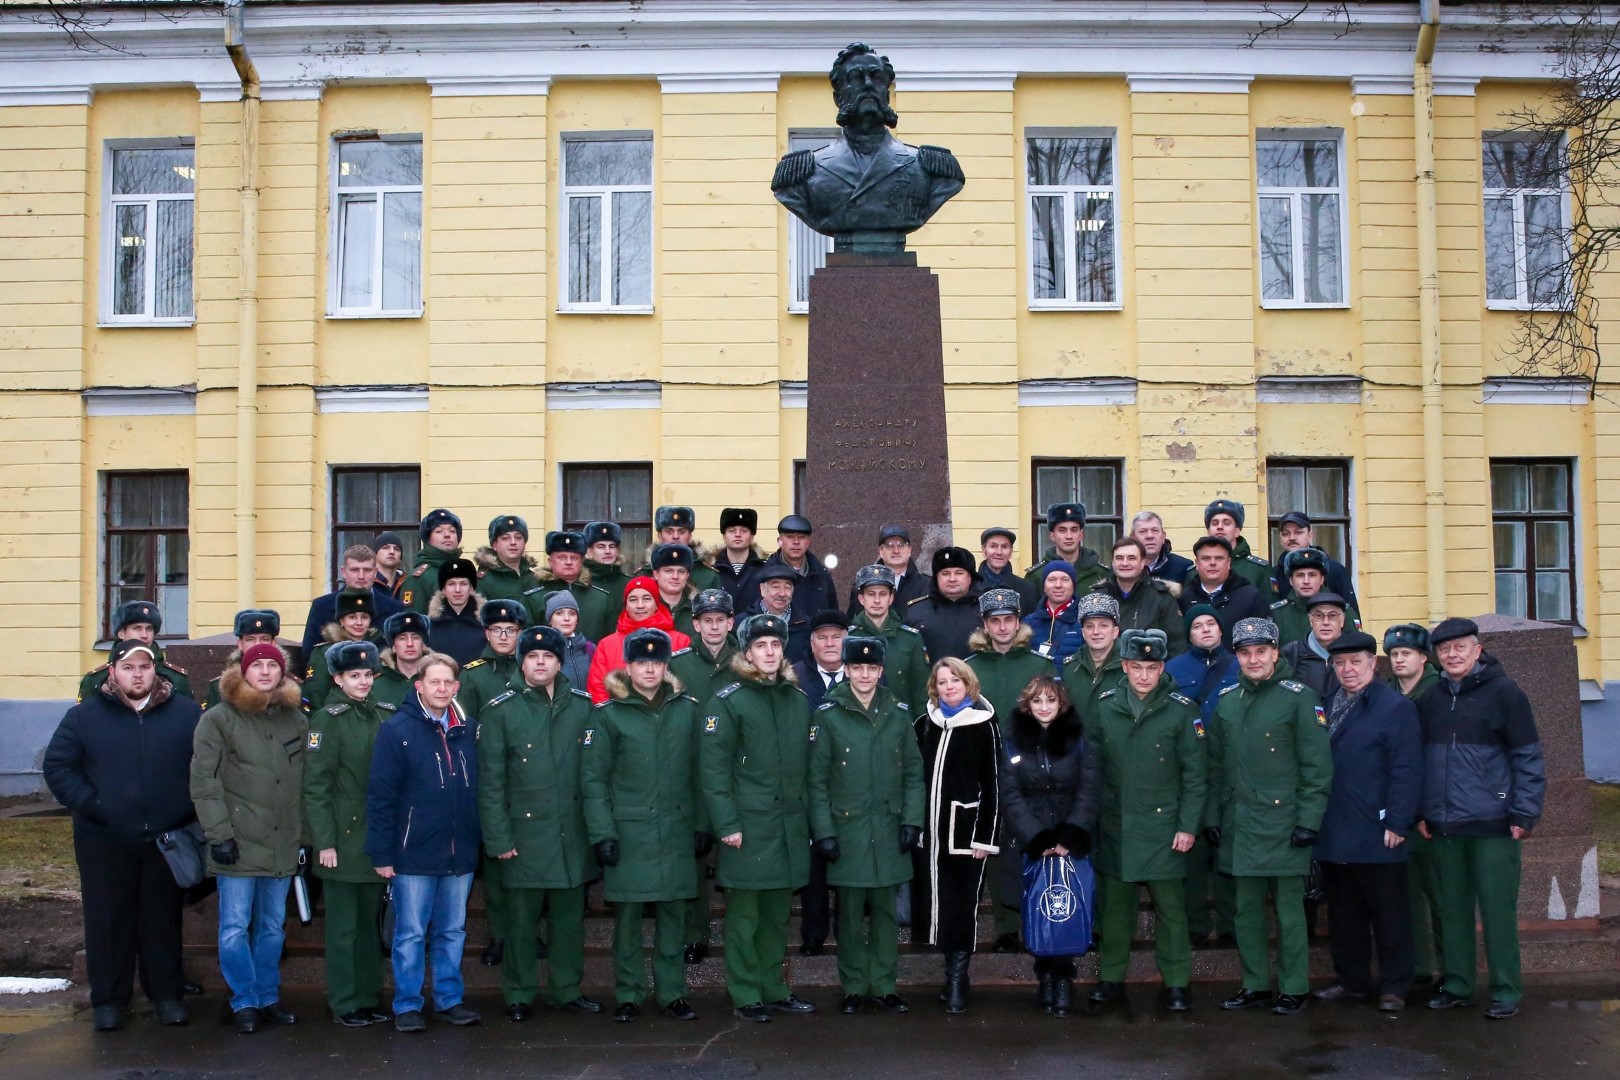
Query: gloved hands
693,831,714,858
594,839,620,867
1202,827,1222,850
898,825,922,853
813,837,841,862
1289,827,1319,849
1054,824,1091,857
211,839,240,866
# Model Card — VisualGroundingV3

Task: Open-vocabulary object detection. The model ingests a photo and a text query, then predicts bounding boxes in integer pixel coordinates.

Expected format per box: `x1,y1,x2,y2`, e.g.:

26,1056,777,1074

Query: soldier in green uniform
848,565,930,714
475,515,542,603
581,627,708,1024
302,590,384,712
302,640,395,1027
1197,499,1275,604
525,531,615,643
402,509,463,614
1022,503,1107,595
1385,623,1444,990
373,612,431,708
700,613,818,1023
1086,629,1207,1014
637,506,722,593
809,635,926,1015
1060,592,1126,723
456,600,526,717
78,600,193,703
478,626,603,1021
204,610,281,709
1208,617,1333,1016
649,544,699,639
1271,548,1361,648
583,521,630,620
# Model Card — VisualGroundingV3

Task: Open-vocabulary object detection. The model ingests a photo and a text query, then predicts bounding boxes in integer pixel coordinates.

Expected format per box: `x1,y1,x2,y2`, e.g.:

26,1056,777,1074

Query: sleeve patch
401,590,413,606
582,728,594,746
704,716,720,734
1192,717,1207,738
1314,705,1328,726
306,731,323,751
808,725,818,743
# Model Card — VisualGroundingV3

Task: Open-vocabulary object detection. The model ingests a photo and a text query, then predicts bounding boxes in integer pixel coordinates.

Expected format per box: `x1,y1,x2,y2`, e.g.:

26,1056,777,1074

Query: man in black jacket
742,515,839,615
904,547,985,662
1272,511,1359,610
1177,537,1269,640
976,526,1039,615
845,525,930,616
44,640,202,1032
1417,618,1546,1020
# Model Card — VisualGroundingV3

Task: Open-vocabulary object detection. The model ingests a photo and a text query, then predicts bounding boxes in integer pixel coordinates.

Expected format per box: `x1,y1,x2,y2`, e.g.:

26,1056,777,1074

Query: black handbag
155,821,210,889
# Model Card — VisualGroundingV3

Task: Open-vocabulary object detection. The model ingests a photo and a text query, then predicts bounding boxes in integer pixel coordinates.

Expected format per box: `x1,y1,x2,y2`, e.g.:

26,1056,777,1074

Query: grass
0,818,78,901
1593,781,1620,876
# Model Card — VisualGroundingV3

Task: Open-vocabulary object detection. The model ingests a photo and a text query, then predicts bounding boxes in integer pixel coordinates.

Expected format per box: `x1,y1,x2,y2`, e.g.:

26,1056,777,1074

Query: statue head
831,42,899,130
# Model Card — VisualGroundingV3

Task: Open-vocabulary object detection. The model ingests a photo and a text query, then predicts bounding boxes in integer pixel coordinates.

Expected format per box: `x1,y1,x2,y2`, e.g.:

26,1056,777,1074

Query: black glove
1026,829,1057,855
1054,824,1091,857
898,825,923,853
1202,827,1221,850
593,839,620,867
211,839,240,866
693,831,714,858
1289,827,1318,849
813,837,841,862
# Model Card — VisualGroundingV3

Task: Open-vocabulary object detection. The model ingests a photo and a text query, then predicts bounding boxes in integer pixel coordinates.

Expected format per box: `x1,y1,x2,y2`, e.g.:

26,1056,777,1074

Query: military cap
1230,617,1280,648
623,627,674,664
843,635,887,666
1191,534,1233,556
546,530,587,556
655,506,695,532
651,543,694,571
878,524,911,544
738,613,789,647
328,640,381,674
517,625,568,661
1383,623,1431,655
1305,590,1348,612
584,521,622,546
1429,616,1480,647
1046,503,1086,528
978,588,1022,618
488,514,528,543
373,531,404,553
720,508,758,533
1204,498,1245,528
109,639,158,666
755,563,798,584
931,546,977,575
419,508,462,544
437,557,479,589
692,588,734,617
1327,630,1378,656
1279,510,1312,530
234,608,281,638
335,590,375,619
1075,591,1120,624
480,599,527,628
980,525,1017,546
778,514,814,535
113,600,162,635
382,611,431,643
1282,546,1328,579
855,564,897,592
1119,628,1170,663
810,609,849,633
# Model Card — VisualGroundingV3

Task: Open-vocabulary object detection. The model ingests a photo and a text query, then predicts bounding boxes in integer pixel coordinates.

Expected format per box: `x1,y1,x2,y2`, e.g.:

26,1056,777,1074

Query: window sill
787,304,808,316
1258,301,1351,311
326,310,425,320
1485,300,1574,313
97,318,196,329
556,306,655,316
1028,302,1124,313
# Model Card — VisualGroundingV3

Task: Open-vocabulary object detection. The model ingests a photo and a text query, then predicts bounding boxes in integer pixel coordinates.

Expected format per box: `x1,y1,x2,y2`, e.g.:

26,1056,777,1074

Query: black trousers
75,830,185,1008
1319,860,1415,997
799,847,831,947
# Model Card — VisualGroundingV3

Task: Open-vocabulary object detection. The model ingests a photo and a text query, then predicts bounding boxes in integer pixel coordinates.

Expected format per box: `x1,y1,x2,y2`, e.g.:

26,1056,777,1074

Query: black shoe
733,1002,772,1023
505,1003,530,1023
1052,978,1074,1018
1428,990,1476,1010
840,994,863,1015
550,996,603,1014
663,998,698,1021
394,1010,425,1033
91,1005,122,1032
153,1000,189,1026
364,1008,392,1024
1222,988,1274,1010
799,941,824,956
182,979,205,997
769,994,817,1013
1215,932,1238,948
259,1002,298,1026
335,1009,374,1028
482,939,505,967
1088,981,1125,1005
1312,984,1366,1002
232,1007,260,1034
684,941,710,965
613,1003,639,1023
1165,987,1192,1013
876,993,909,1014
435,1004,482,1026
1379,994,1406,1012
1485,1000,1520,1019
1035,969,1056,1013
1272,994,1307,1016
1190,933,1215,951
991,932,1021,954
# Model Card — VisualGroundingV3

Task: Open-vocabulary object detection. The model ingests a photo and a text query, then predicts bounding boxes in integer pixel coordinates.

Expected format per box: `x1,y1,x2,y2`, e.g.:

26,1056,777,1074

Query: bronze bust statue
772,43,965,253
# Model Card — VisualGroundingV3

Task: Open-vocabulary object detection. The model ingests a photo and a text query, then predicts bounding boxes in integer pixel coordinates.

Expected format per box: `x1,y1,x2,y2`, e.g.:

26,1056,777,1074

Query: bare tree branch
8,1,223,54
1245,2,1356,47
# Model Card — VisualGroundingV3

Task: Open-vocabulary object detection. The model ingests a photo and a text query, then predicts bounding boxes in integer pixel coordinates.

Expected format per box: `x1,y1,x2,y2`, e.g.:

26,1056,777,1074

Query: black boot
943,951,971,1015
1052,962,1076,1017
1035,964,1056,1014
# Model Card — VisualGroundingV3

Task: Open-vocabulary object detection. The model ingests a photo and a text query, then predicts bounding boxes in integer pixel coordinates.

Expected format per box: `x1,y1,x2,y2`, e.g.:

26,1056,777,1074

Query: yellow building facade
1,1,1614,702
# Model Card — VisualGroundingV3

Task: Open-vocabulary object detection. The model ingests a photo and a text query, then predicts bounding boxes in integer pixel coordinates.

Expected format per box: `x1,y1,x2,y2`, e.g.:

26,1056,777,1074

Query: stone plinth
163,634,305,705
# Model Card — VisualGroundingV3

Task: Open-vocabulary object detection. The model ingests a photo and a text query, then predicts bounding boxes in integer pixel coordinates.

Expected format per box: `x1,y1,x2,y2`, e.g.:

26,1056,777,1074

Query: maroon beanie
240,643,285,675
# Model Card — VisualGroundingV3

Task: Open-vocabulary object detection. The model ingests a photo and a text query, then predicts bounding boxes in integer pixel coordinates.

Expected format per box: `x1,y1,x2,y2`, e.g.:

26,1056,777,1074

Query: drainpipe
225,0,260,611
1415,0,1446,623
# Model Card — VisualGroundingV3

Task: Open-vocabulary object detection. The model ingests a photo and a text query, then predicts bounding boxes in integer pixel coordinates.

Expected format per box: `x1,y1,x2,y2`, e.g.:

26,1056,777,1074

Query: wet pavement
1,982,1617,1079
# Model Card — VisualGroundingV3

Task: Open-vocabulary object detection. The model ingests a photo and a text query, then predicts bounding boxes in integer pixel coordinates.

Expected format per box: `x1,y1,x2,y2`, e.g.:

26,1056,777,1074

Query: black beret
651,543,694,571
1383,623,1431,655
480,599,527,628
328,640,380,674
843,635,887,666
1305,591,1348,611
584,521,622,546
488,514,528,543
810,609,849,633
720,508,758,533
739,613,789,646
114,600,162,634
234,608,281,638
437,558,479,590
655,506,695,532
624,627,673,664
517,625,568,662
692,588,734,617
932,546,977,575
1119,629,1169,662
1204,499,1245,528
1046,503,1086,528
335,590,375,619
546,530,587,556
420,508,462,543
382,611,430,643
1327,630,1378,656
1429,617,1480,647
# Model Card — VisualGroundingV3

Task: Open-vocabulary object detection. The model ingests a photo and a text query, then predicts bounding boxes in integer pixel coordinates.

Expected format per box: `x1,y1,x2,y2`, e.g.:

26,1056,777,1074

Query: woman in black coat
997,675,1098,1016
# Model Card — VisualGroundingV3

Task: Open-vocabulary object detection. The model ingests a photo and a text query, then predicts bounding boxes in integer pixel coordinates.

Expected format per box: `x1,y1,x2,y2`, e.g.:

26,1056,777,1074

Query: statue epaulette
772,148,816,190
918,145,963,182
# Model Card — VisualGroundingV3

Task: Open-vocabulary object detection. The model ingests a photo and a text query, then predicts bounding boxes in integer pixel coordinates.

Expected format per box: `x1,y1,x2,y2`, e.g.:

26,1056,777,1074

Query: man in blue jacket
365,652,482,1032
301,543,406,657
1311,631,1422,1011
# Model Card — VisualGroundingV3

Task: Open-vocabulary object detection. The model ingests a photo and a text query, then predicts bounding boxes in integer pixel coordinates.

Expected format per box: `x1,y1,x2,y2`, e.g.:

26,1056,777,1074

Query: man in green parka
809,635,926,1015
475,515,543,603
525,530,616,643
700,613,818,1023
1384,622,1445,989
1207,616,1333,1017
402,509,464,615
1060,592,1127,723
79,600,193,704
456,600,526,716
848,564,930,714
1085,629,1207,1013
479,626,603,1021
303,640,395,1028
581,627,709,1024
582,521,630,621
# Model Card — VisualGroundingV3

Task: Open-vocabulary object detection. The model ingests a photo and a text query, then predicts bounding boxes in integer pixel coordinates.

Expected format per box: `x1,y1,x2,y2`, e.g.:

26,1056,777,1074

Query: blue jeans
216,874,292,1012
390,872,473,1015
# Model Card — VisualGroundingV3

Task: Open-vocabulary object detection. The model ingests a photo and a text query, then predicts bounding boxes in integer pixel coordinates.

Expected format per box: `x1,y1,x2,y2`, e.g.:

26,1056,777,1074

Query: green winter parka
965,626,1053,726
302,692,396,883
848,609,931,714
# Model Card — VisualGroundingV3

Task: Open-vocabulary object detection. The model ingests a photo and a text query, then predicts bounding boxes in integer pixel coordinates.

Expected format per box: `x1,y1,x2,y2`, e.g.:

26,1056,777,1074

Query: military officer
1384,623,1445,990
475,515,542,603
78,600,192,703
302,640,395,1027
583,521,630,618
302,590,383,712
456,600,527,718
650,543,700,639
1207,617,1333,1017
700,614,818,1023
1023,503,1107,595
402,509,464,614
478,626,602,1021
373,612,431,708
808,635,927,1016
526,531,615,643
1273,511,1359,610
637,506,723,593
204,609,281,709
1059,592,1126,724
1271,548,1361,648
847,564,930,714
1197,500,1275,603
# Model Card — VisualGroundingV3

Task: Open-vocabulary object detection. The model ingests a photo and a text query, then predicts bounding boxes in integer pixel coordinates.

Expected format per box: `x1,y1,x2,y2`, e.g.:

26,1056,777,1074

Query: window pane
1301,193,1342,303
1531,463,1569,513
156,583,188,636
381,190,422,310
568,195,602,304
110,473,187,527
108,533,151,586
114,203,146,316
1491,463,1529,513
1259,196,1294,301
1305,466,1346,518
379,471,420,523
112,147,194,195
611,189,652,306
1524,193,1565,305
1075,193,1116,303
1267,466,1304,518
1027,137,1111,187
1313,523,1347,566
564,139,652,186
1035,466,1078,514
1496,572,1527,617
565,468,609,523
1088,523,1118,554
1030,194,1065,300
1534,521,1570,569
158,530,189,585
338,194,376,308
1484,135,1561,191
1536,572,1572,621
154,199,193,319
1077,466,1118,518
1484,197,1518,301
1494,522,1526,570
335,470,380,522
1257,139,1338,188
337,140,422,188
609,469,651,521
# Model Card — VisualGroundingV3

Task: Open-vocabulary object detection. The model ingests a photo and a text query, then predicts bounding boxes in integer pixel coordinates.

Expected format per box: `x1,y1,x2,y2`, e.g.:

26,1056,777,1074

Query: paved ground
2,982,1617,1080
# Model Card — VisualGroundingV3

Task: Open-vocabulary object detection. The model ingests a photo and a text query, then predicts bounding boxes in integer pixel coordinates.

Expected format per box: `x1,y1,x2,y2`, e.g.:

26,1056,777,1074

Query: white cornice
0,84,91,106
261,80,325,102
546,381,662,410
658,73,778,94
1255,375,1363,405
1482,377,1591,406
195,79,245,103
83,387,196,417
431,75,551,97
898,74,1017,93
315,387,429,413
1017,378,1138,408
1127,73,1253,95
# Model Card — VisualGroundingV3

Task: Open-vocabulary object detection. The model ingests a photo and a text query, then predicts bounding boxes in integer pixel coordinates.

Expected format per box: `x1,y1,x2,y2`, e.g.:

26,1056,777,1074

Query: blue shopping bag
1021,853,1096,958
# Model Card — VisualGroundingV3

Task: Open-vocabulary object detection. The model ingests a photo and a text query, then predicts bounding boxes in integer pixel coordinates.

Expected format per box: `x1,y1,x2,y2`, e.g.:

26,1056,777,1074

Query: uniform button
1271,747,1276,752
1274,799,1281,805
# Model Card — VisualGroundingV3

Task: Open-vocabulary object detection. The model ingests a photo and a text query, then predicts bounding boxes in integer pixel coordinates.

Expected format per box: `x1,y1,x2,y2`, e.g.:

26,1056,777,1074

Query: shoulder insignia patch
465,659,487,670
487,690,515,708
896,701,909,711
413,564,428,577
325,702,350,716
1247,554,1270,566
671,647,693,658
402,590,413,606
1353,617,1363,630
523,586,547,596
1314,704,1328,727
1192,717,1207,739
1271,600,1288,610
1099,688,1117,699
378,701,397,711
704,715,720,734
900,623,921,635
1218,683,1240,695
168,663,188,675
679,693,699,703
1280,680,1306,693
716,683,741,699
306,731,323,750
570,688,592,700
305,666,316,680
918,144,964,181
817,701,837,711
1170,692,1193,706
771,147,816,190
906,595,929,607
809,725,818,743
582,728,594,746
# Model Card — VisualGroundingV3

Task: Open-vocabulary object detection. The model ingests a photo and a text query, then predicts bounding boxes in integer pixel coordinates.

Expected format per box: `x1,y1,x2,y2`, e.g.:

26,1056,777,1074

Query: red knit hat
240,643,285,675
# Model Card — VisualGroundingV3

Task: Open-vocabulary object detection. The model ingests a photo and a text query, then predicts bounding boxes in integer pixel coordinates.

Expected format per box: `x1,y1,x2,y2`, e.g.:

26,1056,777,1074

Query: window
103,471,189,638
1031,459,1124,555
1267,458,1352,571
330,466,421,584
1484,133,1567,309
103,143,195,323
1257,131,1347,306
561,135,653,311
562,463,654,557
1026,132,1120,307
330,136,423,316
787,131,837,312
793,459,807,517
1491,459,1576,623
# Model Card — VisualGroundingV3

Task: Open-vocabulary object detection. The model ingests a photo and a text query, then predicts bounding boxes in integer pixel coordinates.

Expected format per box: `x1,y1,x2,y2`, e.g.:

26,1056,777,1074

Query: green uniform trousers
1432,835,1523,1005
1098,874,1191,986
1183,843,1236,939
612,900,689,1008
482,853,510,952
500,886,586,1007
993,901,1020,938
1234,875,1310,996
722,887,793,1007
322,880,386,1016
1406,837,1446,979
835,885,900,997
684,850,717,946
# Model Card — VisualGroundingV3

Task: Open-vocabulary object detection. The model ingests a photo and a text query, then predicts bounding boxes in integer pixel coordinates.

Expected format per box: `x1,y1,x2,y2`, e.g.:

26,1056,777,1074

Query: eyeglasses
489,627,519,639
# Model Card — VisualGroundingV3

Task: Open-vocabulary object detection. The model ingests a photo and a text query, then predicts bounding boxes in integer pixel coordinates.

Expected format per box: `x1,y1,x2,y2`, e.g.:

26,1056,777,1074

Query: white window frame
559,131,655,314
327,134,424,319
1483,131,1571,312
786,129,838,314
100,138,196,327
1024,128,1122,311
1256,128,1350,310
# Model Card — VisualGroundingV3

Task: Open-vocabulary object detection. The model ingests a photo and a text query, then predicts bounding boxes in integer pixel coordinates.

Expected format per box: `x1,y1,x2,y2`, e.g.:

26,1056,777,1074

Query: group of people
42,497,1546,1037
